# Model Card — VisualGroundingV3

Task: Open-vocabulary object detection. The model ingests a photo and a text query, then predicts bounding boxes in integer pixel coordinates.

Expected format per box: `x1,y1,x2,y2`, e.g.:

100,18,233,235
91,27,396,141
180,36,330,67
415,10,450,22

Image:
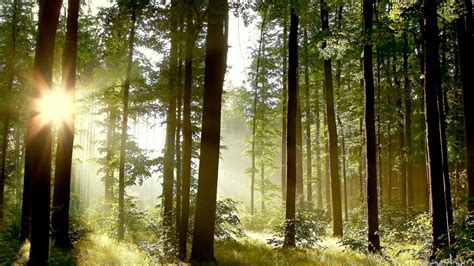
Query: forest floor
7,231,425,265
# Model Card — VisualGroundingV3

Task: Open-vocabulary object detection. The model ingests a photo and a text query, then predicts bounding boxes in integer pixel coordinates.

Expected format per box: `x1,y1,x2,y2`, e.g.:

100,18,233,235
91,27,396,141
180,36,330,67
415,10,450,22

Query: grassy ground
5,231,425,265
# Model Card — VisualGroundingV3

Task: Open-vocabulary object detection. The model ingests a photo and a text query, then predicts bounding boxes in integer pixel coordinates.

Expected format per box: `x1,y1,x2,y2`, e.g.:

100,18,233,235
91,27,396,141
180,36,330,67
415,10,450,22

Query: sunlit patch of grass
13,241,29,265
74,233,152,265
215,234,425,266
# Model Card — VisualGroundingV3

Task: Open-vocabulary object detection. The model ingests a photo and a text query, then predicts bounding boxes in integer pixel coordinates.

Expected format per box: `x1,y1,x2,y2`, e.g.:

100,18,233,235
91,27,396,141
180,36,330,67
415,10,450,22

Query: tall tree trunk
25,0,62,263
392,57,407,209
190,0,228,261
320,0,343,237
303,27,312,205
105,105,115,201
51,0,80,248
403,34,413,208
175,13,184,235
423,0,450,259
281,12,288,203
118,7,136,240
178,0,194,259
283,5,298,248
163,1,178,241
316,82,322,209
251,14,266,216
337,115,348,221
0,0,18,220
456,0,474,212
363,0,381,253
296,93,304,202
376,52,383,209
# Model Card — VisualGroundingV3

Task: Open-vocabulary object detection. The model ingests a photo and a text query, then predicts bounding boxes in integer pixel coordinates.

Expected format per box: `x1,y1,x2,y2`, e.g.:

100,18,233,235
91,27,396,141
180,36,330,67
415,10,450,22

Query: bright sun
38,90,74,125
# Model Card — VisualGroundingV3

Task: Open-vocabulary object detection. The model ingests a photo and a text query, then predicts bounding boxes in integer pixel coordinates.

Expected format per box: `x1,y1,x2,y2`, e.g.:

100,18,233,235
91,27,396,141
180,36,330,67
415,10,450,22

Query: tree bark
320,0,343,237
303,27,312,205
178,0,194,260
190,0,228,261
403,34,413,208
281,12,288,203
118,7,136,240
363,0,381,253
456,0,474,213
423,0,450,259
163,0,178,241
51,0,80,248
283,5,298,248
25,0,62,263
0,0,18,220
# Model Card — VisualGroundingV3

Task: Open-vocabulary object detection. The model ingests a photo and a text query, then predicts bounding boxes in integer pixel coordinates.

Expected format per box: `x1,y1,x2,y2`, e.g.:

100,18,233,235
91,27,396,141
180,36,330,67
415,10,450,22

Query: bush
268,204,330,248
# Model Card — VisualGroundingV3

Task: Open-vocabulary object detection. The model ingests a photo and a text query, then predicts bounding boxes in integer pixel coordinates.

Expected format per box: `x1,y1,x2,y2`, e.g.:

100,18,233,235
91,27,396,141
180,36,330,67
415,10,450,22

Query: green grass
3,231,426,265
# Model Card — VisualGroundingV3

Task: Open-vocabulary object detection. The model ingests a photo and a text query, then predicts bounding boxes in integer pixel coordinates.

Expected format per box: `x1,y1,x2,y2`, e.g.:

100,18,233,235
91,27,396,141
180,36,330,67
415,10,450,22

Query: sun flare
38,90,74,125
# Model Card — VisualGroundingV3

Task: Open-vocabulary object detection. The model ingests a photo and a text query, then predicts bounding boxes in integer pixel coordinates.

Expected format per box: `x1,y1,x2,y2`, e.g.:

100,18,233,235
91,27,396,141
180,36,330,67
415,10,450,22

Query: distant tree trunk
25,0,62,263
105,105,115,201
358,117,363,198
423,0,451,259
456,0,474,212
51,0,79,248
0,0,18,220
163,0,178,240
403,34,413,208
303,27,312,205
261,164,265,211
337,115,348,221
189,0,228,262
387,119,392,202
251,14,266,216
283,5,298,248
363,0,381,253
376,52,383,209
178,0,194,260
315,82,322,209
281,12,288,203
320,0,343,237
296,94,304,202
392,57,407,209
118,7,136,240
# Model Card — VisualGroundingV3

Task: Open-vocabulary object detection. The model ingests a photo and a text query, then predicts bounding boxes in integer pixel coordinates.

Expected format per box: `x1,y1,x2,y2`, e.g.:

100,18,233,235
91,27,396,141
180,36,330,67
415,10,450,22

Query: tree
25,0,63,263
456,0,474,213
51,0,80,248
190,0,228,262
0,0,18,220
118,1,138,240
320,0,342,237
281,11,288,202
363,0,380,253
162,0,178,238
303,27,312,205
422,0,450,259
283,4,298,248
178,0,194,260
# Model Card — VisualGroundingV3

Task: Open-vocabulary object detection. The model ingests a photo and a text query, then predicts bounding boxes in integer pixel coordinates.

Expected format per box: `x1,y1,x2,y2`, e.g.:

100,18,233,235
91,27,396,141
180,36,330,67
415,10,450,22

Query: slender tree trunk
320,0,342,237
118,7,136,240
190,0,228,261
392,57,407,209
316,82,322,209
105,105,115,201
423,0,450,259
387,121,392,203
25,0,62,263
163,1,178,241
0,0,18,220
51,0,80,248
403,34,413,208
456,0,474,212
251,14,266,216
363,0,381,253
281,12,288,203
261,164,265,211
175,13,184,235
376,51,383,209
337,115,348,221
296,94,304,202
304,28,312,205
178,0,194,260
283,5,298,248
